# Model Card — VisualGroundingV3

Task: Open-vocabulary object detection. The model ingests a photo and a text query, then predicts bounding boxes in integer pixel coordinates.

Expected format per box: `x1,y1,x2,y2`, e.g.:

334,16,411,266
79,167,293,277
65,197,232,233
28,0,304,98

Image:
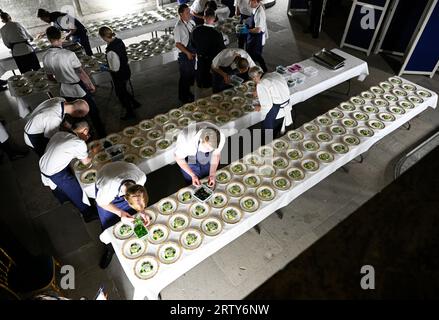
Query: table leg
254,224,261,234
402,122,411,131
276,210,284,220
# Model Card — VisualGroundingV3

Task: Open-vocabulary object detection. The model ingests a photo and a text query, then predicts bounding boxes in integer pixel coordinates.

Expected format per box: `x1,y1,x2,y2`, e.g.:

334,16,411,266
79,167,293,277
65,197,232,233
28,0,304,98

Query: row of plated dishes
8,70,50,96
109,76,433,280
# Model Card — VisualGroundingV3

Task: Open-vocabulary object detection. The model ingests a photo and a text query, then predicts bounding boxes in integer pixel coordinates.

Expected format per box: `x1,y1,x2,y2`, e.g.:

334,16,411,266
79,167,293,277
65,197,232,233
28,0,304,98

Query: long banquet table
99,77,437,300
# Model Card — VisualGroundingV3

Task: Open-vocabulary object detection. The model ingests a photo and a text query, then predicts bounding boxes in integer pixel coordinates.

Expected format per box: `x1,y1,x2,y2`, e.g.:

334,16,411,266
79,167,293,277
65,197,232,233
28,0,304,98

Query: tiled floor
0,0,438,300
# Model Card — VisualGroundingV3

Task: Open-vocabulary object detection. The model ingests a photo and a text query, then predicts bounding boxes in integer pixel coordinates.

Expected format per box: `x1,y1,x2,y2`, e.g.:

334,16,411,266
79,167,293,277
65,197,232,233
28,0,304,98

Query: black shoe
83,212,99,223
99,248,114,269
120,112,136,121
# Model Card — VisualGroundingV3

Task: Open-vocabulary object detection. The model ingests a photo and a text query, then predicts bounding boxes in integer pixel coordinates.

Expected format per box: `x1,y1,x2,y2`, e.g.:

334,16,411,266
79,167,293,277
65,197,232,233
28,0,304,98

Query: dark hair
236,57,249,70
178,4,189,15
205,1,217,11
0,9,11,21
61,115,89,132
98,26,115,39
204,8,216,19
37,8,50,18
46,26,61,41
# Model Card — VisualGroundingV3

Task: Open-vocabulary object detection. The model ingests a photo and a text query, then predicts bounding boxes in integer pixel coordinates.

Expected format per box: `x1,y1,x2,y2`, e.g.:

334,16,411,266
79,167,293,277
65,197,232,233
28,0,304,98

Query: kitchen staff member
234,0,252,48
190,0,210,25
0,122,28,161
191,8,226,89
249,66,293,139
95,161,149,269
175,122,225,187
246,0,268,72
211,47,255,93
37,8,93,56
174,4,196,104
43,26,106,138
0,10,41,74
98,26,140,120
39,118,97,222
24,98,89,157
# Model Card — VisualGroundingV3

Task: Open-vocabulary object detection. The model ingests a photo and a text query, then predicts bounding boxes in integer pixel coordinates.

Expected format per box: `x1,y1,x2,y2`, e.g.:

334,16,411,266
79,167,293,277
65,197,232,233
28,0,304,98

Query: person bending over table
43,26,106,139
190,0,210,25
175,122,225,188
24,98,89,157
37,8,93,56
95,161,149,269
0,10,41,74
39,118,98,223
211,47,256,93
248,66,293,140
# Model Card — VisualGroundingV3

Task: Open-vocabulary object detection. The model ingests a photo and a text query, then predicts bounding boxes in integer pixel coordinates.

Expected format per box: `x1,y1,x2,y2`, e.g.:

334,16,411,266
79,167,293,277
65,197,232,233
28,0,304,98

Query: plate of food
146,130,163,141
226,182,246,198
350,97,366,105
191,112,207,121
302,140,320,152
397,100,415,110
379,81,394,91
123,127,139,137
131,137,147,148
201,217,223,236
367,120,385,130
415,90,432,98
196,98,209,107
154,114,169,126
331,142,349,154
338,103,356,112
340,118,358,129
240,196,260,212
407,95,423,105
388,106,405,115
122,238,147,259
190,202,210,219
181,103,196,113
329,125,346,136
80,169,97,184
383,93,399,102
209,192,228,209
177,187,194,204
168,109,183,120
328,110,344,119
180,229,203,250
317,151,334,163
355,127,375,138
157,198,178,215
258,146,274,158
215,114,231,125
256,186,276,202
360,91,376,100
134,256,159,280
73,159,92,171
147,224,169,245
258,164,276,178
156,139,171,151
272,156,289,169
286,148,303,161
287,130,304,141
370,86,385,95
136,209,157,225
287,167,305,181
210,94,224,103
243,154,264,167
157,242,182,264
229,109,243,119
113,221,134,239
272,176,291,191
163,123,178,133
178,117,192,127
388,77,402,85
206,106,220,116
139,145,156,159
216,170,232,184
273,139,289,152
231,96,246,106
303,123,319,134
124,154,140,164
17,86,32,96
361,105,379,114
243,174,262,188
301,159,319,172
230,162,248,175
220,102,233,111
343,135,360,146
168,213,191,232
352,112,369,122
372,98,389,107
221,206,243,224
377,112,396,122
106,133,122,145
392,89,408,97
316,116,333,126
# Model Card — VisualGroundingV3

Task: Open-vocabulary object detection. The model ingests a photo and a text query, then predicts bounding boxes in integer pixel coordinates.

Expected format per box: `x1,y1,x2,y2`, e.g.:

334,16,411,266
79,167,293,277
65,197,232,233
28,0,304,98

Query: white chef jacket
257,72,292,132
253,5,268,46
95,161,147,206
43,47,86,98
211,48,256,69
174,19,195,48
0,123,9,143
190,0,210,14
0,21,34,57
234,0,253,16
106,51,120,72
175,122,226,159
24,97,66,147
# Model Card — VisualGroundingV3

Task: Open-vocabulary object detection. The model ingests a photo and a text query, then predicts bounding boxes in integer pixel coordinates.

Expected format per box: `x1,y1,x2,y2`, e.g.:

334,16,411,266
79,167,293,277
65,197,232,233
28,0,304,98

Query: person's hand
139,212,151,227
120,211,135,224
208,175,216,188
252,90,258,98
90,144,102,155
186,52,195,61
223,74,231,84
192,175,201,187
254,105,261,112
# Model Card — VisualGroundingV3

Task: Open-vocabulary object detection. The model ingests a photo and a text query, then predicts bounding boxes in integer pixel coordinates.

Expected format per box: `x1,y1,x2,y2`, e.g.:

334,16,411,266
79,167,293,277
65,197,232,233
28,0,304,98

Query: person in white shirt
95,161,149,268
43,26,106,138
174,4,196,103
24,98,89,157
190,0,210,25
211,47,256,93
175,121,226,187
249,66,293,139
0,122,28,162
98,26,141,120
234,0,253,48
39,118,98,222
246,0,268,72
0,10,41,74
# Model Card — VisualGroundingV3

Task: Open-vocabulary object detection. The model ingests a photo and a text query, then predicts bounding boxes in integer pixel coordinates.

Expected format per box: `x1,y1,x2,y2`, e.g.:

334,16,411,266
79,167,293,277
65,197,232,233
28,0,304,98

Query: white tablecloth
99,77,437,300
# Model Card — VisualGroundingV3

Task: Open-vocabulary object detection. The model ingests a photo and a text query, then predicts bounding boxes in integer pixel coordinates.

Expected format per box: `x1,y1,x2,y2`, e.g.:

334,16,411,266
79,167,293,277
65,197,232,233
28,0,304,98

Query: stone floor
0,0,438,300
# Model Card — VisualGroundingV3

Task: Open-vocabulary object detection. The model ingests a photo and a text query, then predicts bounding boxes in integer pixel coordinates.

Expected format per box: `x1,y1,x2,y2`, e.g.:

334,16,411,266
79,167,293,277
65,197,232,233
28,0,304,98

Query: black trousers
309,0,325,38
196,56,213,89
178,53,195,103
14,53,41,74
112,76,137,113
73,33,93,56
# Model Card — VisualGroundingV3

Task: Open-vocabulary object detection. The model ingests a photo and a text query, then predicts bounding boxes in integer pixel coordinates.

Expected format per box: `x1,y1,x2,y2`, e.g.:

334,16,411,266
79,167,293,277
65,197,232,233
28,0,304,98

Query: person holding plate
175,122,225,187
95,161,149,269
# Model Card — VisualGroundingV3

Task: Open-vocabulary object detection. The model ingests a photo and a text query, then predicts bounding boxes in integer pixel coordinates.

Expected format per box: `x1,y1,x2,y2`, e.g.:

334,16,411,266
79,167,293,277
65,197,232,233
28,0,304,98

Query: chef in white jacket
24,98,89,157
249,66,293,138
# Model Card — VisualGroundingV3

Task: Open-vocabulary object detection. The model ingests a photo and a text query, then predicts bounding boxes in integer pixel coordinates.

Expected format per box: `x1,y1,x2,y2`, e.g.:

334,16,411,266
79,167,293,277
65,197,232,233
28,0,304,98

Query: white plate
122,239,147,259
301,159,319,172
123,127,139,137
316,116,333,126
272,156,289,169
258,146,274,157
80,169,97,184
329,125,346,136
190,202,210,219
168,213,191,232
177,187,194,204
180,229,203,250
147,224,169,244
134,256,159,280
221,206,243,224
226,182,246,198
328,110,345,119
315,132,333,143
106,133,122,145
243,154,264,167
168,109,184,120
157,198,177,215
230,162,248,175
355,127,375,138
343,135,360,146
316,151,334,163
286,130,304,141
286,148,303,161
157,242,182,264
243,173,262,188
272,176,291,191
139,120,154,131
240,196,260,212
258,165,276,178
209,192,228,208
131,137,147,148
139,146,156,159
287,167,305,181
201,217,223,236
303,123,319,134
331,143,350,154
113,221,134,240
73,159,92,171
256,185,276,202
302,140,320,152
156,139,172,151
272,139,289,152
154,114,169,125
147,130,164,141
124,154,141,164
215,169,232,184
367,120,386,130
